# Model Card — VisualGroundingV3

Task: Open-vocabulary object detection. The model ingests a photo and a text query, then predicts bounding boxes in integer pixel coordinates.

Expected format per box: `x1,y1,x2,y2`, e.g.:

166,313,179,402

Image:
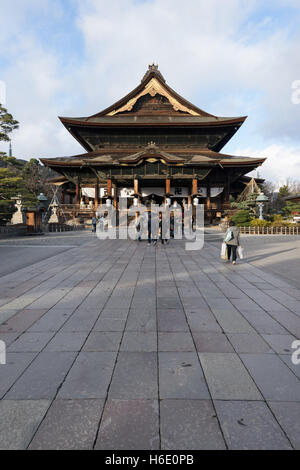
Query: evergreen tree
0,104,19,142
278,184,290,199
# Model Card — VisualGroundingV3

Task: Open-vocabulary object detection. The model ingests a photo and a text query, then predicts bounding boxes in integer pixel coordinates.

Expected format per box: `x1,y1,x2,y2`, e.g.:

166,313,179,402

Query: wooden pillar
95,182,99,210
76,180,80,205
107,179,112,197
223,173,231,209
207,183,212,224
60,191,65,205
113,185,118,209
206,184,211,210
134,179,139,195
192,178,198,195
166,178,171,195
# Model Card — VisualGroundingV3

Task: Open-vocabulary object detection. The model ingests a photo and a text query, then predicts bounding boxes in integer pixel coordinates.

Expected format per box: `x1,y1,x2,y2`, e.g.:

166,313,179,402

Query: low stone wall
0,225,27,237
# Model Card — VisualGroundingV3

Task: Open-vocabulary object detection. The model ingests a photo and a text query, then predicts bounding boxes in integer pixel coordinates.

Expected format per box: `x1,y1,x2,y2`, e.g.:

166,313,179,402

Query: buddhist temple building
41,64,266,224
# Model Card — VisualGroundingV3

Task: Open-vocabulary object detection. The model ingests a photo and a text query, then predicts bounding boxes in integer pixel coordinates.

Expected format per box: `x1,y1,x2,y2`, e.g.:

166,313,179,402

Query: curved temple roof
58,65,247,153
41,64,266,179
41,143,266,169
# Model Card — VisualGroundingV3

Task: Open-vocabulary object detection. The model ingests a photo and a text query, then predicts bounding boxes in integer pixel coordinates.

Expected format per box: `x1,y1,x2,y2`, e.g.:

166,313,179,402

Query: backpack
225,229,234,243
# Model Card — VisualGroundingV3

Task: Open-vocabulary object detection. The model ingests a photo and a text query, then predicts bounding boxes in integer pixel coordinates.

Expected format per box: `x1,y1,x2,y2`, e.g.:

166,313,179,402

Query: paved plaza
0,231,300,450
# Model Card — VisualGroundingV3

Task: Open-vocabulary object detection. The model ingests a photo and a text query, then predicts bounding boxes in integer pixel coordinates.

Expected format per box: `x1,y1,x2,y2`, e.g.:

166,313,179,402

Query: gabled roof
58,64,247,143
92,63,214,118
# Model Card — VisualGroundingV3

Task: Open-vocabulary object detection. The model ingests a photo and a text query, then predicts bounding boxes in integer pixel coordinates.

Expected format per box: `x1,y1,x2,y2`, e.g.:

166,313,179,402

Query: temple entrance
142,193,165,206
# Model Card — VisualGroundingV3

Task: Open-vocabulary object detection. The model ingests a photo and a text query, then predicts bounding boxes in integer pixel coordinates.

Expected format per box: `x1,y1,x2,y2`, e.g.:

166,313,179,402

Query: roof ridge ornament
141,63,166,83
146,141,159,153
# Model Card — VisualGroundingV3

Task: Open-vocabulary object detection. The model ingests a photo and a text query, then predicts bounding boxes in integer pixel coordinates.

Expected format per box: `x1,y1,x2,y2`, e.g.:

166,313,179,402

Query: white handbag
221,242,228,260
237,246,244,259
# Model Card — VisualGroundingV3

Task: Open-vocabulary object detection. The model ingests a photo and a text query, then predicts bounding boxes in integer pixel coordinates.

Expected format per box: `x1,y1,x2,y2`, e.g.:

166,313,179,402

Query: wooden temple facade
41,64,266,224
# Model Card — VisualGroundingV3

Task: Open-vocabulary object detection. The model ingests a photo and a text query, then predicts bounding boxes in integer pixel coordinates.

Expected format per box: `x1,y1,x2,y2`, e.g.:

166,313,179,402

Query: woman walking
224,221,240,265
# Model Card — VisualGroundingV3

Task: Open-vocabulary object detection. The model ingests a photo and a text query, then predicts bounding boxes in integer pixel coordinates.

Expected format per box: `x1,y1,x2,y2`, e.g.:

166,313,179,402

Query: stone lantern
11,194,25,225
256,192,269,220
37,193,48,224
48,201,60,224
37,193,48,208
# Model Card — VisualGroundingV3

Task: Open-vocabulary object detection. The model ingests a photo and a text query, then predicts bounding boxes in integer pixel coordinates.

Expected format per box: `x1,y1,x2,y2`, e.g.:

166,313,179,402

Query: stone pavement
0,233,300,450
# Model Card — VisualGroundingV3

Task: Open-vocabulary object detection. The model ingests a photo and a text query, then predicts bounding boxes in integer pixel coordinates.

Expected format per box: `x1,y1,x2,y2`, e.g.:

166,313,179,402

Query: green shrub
271,214,284,227
250,219,270,227
231,210,251,226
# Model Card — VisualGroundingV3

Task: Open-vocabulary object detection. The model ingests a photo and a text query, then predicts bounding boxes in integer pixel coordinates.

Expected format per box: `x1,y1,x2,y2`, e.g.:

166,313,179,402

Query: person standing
224,220,240,265
136,214,145,242
92,215,97,233
151,210,159,246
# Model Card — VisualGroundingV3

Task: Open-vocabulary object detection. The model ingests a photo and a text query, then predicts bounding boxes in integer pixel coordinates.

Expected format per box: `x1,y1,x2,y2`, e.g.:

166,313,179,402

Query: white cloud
0,0,300,183
0,81,6,106
235,144,300,183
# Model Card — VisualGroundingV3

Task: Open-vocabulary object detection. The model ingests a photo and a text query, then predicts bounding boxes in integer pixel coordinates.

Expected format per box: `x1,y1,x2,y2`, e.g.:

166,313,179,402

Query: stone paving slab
109,352,158,399
185,311,223,333
28,308,75,332
157,309,189,332
0,233,300,449
0,332,20,346
44,332,88,352
0,400,50,450
95,400,159,450
29,399,104,450
125,309,157,332
279,354,300,379
0,309,49,334
199,353,262,400
262,334,296,355
58,352,117,399
238,309,289,335
120,332,157,352
268,401,300,450
158,332,195,351
192,332,234,353
227,333,274,354
159,352,210,399
83,332,122,352
5,352,76,400
0,353,37,398
160,400,226,450
214,400,292,450
240,353,300,402
8,332,55,352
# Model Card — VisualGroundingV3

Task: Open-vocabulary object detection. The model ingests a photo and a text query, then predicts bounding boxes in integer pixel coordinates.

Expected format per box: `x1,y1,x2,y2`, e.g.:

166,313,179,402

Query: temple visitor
224,220,240,265
92,215,97,233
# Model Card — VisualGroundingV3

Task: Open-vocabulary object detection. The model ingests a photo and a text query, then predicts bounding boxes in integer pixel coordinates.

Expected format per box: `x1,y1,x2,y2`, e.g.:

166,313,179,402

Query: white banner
82,187,95,198
171,187,189,197
198,187,224,197
82,187,115,199
211,187,224,197
119,188,135,198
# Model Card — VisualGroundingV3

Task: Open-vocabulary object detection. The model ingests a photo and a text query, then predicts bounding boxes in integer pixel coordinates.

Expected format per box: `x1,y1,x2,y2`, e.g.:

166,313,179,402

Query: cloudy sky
1,0,300,184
